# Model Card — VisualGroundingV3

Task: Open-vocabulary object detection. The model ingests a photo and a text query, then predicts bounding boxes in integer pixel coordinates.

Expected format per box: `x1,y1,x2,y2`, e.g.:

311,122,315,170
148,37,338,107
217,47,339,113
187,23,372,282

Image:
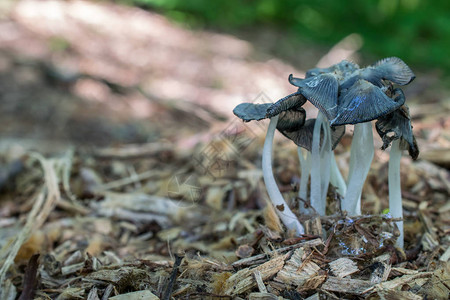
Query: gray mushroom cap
233,92,345,151
233,102,272,122
278,119,345,151
233,91,305,122
375,103,419,160
288,57,415,126
305,60,360,78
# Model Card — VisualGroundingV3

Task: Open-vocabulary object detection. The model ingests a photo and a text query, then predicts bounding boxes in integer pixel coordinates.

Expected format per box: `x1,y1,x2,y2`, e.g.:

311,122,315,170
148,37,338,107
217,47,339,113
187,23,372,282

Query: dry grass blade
94,170,170,191
61,148,77,202
0,152,60,296
92,142,173,159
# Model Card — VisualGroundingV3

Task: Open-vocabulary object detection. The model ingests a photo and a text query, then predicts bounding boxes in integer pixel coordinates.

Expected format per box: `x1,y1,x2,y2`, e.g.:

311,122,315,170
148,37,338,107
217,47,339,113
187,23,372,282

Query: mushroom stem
330,152,347,197
310,112,330,216
320,117,332,209
342,122,374,216
297,147,311,214
389,139,404,248
263,116,305,235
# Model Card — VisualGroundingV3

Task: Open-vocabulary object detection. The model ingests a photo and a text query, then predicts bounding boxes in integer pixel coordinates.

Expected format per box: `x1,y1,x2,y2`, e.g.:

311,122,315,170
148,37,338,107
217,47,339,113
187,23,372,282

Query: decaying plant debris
0,135,449,299
0,1,449,299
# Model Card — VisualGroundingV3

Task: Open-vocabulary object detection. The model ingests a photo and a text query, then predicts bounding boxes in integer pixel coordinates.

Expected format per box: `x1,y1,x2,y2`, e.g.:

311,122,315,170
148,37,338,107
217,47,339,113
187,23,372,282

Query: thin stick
0,153,60,295
162,255,184,300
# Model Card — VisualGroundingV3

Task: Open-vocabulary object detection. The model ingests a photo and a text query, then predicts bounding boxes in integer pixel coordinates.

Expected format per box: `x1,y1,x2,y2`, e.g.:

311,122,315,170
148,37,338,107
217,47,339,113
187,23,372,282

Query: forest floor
0,1,449,299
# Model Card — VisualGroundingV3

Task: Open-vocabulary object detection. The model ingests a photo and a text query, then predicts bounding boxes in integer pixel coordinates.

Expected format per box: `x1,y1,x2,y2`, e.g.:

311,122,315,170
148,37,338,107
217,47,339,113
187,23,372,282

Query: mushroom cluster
234,57,418,247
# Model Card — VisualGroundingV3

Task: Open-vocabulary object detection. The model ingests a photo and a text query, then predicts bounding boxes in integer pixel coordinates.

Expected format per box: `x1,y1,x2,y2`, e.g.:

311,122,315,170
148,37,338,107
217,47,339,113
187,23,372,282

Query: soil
0,1,449,299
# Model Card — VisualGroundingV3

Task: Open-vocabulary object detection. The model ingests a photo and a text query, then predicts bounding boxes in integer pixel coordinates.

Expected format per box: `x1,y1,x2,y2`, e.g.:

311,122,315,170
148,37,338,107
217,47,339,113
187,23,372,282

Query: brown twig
162,254,184,300
18,254,40,300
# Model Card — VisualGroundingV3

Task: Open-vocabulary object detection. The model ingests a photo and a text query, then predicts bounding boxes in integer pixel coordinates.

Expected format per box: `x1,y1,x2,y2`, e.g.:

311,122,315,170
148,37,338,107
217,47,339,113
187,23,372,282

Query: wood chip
369,253,391,284
171,284,191,297
87,287,100,300
253,269,267,293
370,261,391,284
389,267,419,276
303,216,322,236
56,287,85,300
101,284,114,300
236,244,255,259
1,280,17,300
232,238,323,268
109,290,159,300
439,246,450,262
417,264,450,300
369,272,433,293
274,248,321,288
377,289,422,300
61,262,85,276
373,253,391,263
64,250,84,266
205,186,226,210
321,276,373,295
305,293,319,300
86,267,148,287
328,257,359,278
224,252,290,296
421,232,440,251
248,292,280,300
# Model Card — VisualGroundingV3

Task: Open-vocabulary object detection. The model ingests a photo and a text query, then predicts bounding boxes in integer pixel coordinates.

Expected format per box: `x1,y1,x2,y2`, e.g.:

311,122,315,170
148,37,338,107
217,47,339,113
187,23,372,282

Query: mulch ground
0,1,449,299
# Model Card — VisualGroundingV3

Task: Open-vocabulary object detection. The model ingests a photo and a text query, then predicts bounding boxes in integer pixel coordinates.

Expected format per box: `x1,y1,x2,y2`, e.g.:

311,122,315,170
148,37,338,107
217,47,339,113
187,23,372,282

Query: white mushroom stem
310,112,330,216
330,152,347,196
389,139,404,248
320,117,332,208
342,122,374,216
263,116,305,235
297,147,311,214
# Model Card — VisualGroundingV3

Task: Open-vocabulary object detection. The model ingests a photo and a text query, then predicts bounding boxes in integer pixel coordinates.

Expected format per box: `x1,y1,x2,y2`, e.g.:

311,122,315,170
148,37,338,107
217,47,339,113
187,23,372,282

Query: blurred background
129,0,450,75
0,0,449,155
1,2,449,297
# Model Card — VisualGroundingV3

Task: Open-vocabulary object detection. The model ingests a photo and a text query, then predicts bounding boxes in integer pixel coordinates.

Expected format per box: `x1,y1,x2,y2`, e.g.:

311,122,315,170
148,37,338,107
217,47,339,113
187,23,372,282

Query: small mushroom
267,93,346,215
340,88,413,217
375,103,419,248
287,58,415,218
233,92,306,235
233,57,415,241
263,115,305,235
233,90,344,226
